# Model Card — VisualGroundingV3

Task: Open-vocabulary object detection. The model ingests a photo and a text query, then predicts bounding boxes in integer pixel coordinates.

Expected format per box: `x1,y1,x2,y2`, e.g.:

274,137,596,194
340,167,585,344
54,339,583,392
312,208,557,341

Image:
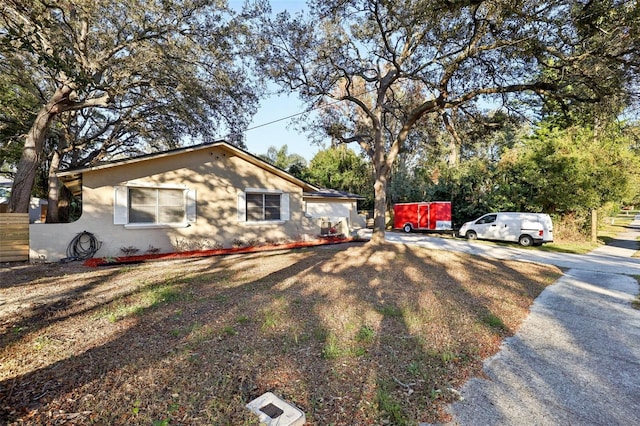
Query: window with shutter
114,186,129,224
113,186,195,227
239,190,289,223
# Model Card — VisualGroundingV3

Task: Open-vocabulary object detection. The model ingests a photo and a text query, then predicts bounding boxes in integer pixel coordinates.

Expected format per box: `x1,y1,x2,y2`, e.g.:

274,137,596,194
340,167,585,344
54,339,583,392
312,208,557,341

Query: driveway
384,219,640,425
385,230,640,275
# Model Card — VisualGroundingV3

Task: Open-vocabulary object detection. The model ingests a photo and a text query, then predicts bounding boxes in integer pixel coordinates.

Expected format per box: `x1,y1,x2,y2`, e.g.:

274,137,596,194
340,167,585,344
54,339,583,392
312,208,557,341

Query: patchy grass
600,212,640,257
480,312,507,331
451,235,599,255
0,243,561,425
599,213,637,244
534,241,598,255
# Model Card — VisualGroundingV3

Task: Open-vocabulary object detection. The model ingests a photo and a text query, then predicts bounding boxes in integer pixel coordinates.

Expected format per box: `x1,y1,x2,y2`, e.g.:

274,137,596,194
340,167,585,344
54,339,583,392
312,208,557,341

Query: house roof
304,188,365,200
57,141,362,200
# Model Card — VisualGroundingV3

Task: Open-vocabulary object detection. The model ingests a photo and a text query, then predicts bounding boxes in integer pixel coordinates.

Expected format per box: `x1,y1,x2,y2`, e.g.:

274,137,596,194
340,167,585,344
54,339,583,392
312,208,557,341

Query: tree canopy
501,124,640,215
1,0,259,213
390,114,640,238
306,145,373,208
258,144,307,178
253,0,640,242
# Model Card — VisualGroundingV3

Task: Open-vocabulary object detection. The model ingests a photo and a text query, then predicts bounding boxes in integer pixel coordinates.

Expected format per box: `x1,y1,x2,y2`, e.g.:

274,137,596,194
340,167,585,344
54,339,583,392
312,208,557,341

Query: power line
244,88,378,133
245,109,309,131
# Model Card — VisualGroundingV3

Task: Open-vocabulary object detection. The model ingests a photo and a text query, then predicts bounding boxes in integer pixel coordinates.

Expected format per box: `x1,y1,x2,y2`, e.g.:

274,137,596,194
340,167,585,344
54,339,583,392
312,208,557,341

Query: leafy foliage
403,119,640,234
1,0,260,213
258,144,308,178
2,0,258,145
0,60,39,174
306,146,374,208
502,124,640,214
251,0,639,241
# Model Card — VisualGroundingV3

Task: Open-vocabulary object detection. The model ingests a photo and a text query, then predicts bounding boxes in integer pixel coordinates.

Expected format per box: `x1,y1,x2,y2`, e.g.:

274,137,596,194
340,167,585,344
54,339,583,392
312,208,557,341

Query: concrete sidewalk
588,214,640,258
443,216,640,425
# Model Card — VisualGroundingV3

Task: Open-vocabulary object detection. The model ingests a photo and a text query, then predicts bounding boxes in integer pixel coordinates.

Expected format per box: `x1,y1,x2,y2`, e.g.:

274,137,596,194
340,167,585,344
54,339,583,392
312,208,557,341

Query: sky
228,1,322,162
243,92,323,162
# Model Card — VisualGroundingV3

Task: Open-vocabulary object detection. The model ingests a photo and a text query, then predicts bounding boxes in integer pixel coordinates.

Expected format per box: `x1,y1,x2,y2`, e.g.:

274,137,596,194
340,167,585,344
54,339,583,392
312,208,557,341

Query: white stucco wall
30,146,360,262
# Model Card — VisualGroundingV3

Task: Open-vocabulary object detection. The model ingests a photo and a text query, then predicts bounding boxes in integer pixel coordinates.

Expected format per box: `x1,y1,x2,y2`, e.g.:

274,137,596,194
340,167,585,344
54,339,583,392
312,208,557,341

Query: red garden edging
83,236,361,267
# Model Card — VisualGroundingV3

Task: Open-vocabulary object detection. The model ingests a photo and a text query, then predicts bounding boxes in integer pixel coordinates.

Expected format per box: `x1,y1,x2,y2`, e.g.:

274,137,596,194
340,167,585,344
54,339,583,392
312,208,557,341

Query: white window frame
114,184,196,229
237,188,290,225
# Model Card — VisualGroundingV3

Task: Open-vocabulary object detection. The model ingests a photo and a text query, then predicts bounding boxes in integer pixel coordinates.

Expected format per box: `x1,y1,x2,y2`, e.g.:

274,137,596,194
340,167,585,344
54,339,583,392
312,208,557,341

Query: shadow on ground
0,242,561,425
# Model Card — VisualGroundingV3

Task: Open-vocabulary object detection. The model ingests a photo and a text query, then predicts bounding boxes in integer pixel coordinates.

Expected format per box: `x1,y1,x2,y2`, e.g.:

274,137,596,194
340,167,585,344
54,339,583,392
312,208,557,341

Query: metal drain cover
246,392,306,425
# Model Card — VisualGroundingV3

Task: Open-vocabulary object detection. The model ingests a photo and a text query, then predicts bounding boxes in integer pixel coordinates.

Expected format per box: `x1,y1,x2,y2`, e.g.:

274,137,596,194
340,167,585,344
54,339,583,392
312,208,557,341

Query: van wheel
403,224,412,233
519,235,533,247
466,230,477,240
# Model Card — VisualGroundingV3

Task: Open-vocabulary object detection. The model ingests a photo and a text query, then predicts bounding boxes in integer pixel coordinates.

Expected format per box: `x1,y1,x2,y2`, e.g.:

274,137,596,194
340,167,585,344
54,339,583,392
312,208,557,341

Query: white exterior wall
304,199,364,237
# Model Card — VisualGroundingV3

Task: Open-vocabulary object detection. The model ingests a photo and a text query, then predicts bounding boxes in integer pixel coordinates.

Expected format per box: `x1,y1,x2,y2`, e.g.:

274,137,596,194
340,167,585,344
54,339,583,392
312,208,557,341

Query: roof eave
56,141,321,194
303,192,365,201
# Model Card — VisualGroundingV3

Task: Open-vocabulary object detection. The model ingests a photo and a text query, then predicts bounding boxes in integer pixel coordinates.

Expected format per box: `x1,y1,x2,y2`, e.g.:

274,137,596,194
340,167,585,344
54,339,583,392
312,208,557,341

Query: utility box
319,217,343,237
393,201,452,233
246,392,306,426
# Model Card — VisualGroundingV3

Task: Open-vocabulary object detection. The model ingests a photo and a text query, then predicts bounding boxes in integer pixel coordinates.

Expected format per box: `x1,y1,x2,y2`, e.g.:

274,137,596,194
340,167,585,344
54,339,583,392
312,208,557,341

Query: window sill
124,223,190,229
243,220,285,226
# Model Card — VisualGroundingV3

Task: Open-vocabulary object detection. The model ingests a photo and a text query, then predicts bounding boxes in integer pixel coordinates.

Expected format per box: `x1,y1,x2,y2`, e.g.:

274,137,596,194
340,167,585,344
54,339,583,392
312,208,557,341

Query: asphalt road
383,219,640,426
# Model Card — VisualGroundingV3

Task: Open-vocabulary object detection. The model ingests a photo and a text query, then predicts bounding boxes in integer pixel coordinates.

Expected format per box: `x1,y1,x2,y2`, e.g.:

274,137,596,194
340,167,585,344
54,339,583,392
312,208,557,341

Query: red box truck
393,201,452,233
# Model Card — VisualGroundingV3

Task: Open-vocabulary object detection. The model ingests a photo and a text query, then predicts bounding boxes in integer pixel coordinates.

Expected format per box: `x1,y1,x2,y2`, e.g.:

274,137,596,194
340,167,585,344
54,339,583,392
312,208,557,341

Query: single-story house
30,141,365,262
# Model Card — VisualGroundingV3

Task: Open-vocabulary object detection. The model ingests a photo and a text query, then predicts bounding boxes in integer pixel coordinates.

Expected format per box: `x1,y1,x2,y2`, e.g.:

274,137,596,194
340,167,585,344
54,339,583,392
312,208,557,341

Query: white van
458,212,554,246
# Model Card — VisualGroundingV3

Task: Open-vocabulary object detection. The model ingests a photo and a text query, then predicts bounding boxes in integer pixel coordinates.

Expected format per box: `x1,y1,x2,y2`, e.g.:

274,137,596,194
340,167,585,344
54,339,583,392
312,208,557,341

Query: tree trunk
369,126,403,244
46,150,63,223
59,185,72,222
442,111,461,166
370,172,388,244
591,208,598,243
8,85,72,213
8,110,53,213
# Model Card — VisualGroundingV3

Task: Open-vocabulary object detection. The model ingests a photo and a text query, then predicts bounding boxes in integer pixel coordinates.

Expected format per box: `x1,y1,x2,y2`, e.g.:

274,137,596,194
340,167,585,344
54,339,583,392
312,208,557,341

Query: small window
246,193,281,221
129,187,186,224
476,214,497,225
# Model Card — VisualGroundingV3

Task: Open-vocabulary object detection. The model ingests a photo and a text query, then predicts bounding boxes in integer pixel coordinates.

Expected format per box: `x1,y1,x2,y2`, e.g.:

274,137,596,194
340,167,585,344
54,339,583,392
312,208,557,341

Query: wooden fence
0,213,29,262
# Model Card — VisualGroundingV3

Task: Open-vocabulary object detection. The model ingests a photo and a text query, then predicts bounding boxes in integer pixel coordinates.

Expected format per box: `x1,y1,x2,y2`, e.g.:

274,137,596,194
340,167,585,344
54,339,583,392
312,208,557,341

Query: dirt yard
0,242,561,425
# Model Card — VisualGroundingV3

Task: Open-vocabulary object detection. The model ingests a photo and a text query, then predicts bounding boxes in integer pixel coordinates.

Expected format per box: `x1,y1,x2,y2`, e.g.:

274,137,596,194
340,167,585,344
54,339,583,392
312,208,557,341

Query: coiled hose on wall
64,231,102,262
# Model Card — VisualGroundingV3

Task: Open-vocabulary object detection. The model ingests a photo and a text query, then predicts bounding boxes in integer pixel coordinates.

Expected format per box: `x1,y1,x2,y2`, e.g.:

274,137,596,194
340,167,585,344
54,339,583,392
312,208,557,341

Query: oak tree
1,0,259,213
254,0,639,242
